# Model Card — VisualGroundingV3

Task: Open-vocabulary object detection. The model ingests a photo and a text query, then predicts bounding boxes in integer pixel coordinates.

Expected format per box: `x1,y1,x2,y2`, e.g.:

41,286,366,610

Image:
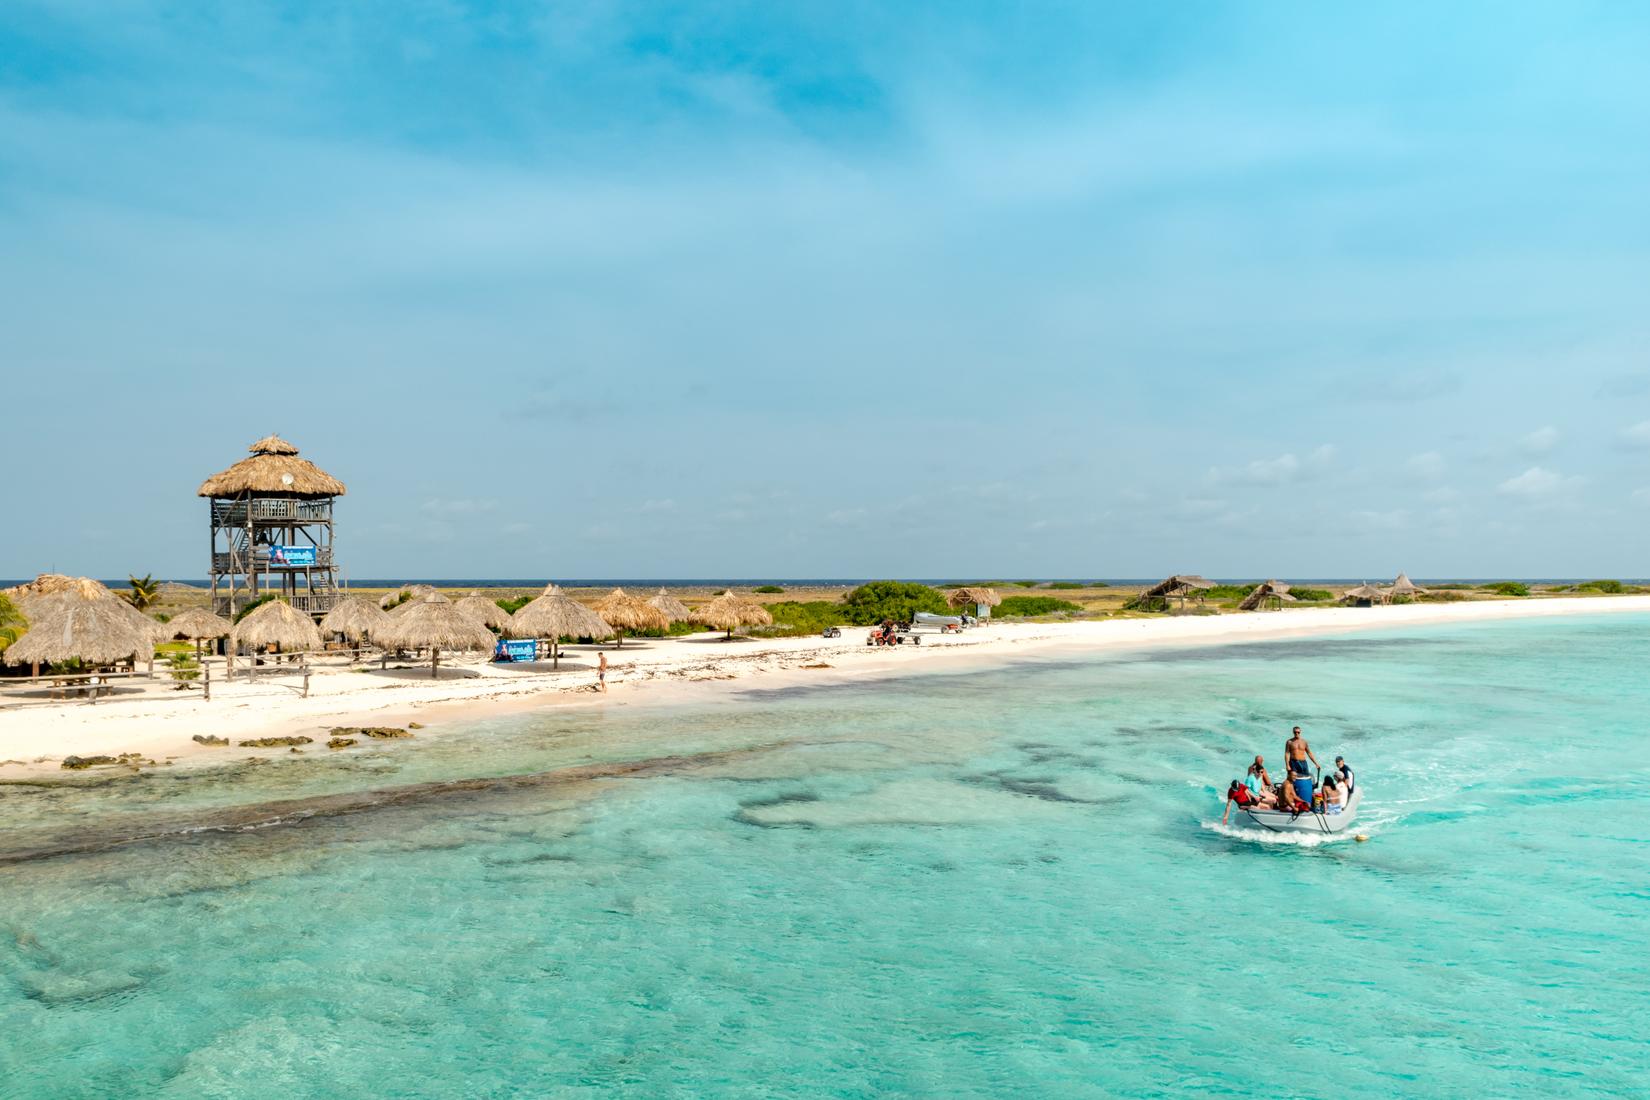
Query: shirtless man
1284,726,1320,805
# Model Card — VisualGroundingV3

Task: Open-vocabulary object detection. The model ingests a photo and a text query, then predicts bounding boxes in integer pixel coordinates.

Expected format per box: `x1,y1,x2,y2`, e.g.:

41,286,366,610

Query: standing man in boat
1284,726,1320,805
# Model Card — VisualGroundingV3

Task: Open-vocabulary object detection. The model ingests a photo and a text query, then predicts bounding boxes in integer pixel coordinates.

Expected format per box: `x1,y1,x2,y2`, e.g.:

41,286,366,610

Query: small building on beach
1238,580,1296,612
199,435,346,620
1134,575,1215,612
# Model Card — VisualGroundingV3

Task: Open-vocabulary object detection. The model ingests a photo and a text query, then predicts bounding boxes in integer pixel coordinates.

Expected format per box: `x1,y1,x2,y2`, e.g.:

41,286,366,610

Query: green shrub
167,651,201,686
1289,588,1333,602
624,621,702,638
495,595,535,615
1010,580,1040,588
995,596,1081,617
0,594,26,655
1483,582,1530,597
1045,581,1091,590
1577,579,1625,594
1206,584,1259,601
752,585,785,594
758,600,851,637
840,581,948,625
1431,583,1477,591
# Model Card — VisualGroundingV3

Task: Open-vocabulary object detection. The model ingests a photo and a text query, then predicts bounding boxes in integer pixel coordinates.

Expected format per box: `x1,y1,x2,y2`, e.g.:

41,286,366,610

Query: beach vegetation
1431,583,1477,590
841,581,948,624
758,600,851,637
1576,579,1626,594
0,594,26,655
495,595,535,615
1483,582,1530,597
124,573,160,611
753,585,785,594
166,651,201,686
1205,584,1259,601
1044,581,1097,590
624,620,703,638
382,590,417,611
995,596,1081,617
1010,580,1040,587
1288,588,1333,601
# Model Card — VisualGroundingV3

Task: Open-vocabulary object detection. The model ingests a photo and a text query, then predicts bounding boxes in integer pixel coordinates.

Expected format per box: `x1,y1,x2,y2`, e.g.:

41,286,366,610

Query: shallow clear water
3,616,1648,1098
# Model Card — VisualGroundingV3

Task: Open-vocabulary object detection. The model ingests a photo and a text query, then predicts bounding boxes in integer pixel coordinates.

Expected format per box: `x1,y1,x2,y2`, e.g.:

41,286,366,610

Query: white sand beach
3,594,1647,777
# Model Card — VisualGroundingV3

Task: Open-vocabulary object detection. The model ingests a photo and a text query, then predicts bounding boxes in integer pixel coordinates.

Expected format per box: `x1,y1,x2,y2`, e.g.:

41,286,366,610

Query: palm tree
125,573,160,611
0,594,26,656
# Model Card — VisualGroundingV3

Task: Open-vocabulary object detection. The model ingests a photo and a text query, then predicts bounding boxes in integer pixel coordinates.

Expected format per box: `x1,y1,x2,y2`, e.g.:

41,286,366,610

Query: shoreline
3,594,1648,780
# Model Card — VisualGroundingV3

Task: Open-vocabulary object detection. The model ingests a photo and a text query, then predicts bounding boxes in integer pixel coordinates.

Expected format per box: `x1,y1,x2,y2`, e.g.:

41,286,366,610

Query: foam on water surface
3,613,1649,1097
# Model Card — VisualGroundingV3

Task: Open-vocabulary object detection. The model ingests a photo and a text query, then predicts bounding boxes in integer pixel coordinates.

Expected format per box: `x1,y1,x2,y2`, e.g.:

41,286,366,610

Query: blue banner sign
495,639,537,662
267,545,317,567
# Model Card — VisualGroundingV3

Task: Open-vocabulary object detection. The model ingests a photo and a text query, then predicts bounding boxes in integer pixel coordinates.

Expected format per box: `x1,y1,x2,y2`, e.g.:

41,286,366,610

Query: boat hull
1236,788,1362,834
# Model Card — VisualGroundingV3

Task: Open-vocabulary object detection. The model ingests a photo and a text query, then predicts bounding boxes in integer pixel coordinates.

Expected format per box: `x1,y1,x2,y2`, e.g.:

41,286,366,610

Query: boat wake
1198,819,1368,847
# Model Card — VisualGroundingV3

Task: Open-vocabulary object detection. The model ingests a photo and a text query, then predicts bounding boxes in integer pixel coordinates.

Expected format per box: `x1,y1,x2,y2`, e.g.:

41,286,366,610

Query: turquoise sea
2,615,1647,1098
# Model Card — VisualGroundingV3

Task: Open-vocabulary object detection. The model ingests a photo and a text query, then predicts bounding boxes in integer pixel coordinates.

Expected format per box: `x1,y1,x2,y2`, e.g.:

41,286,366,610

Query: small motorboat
1233,787,1363,834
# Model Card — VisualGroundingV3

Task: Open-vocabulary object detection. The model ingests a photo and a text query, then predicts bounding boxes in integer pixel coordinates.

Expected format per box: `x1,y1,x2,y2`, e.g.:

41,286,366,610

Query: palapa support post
302,660,311,699
431,649,440,680
203,664,211,702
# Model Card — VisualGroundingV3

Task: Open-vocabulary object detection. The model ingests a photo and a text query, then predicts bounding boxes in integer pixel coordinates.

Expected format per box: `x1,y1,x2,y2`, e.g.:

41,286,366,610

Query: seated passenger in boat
1320,775,1346,813
1278,777,1308,812
1245,756,1272,796
1222,780,1264,824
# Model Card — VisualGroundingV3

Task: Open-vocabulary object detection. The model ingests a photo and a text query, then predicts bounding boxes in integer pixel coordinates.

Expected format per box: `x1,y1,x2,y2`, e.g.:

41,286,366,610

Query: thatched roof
595,588,670,633
507,585,614,641
198,436,346,499
232,599,324,651
375,594,495,653
4,599,156,667
381,584,438,610
947,586,1002,609
1342,583,1388,603
455,592,513,630
689,593,774,633
649,587,692,623
1389,573,1428,596
1141,575,1215,599
320,596,391,643
5,575,169,645
1237,581,1297,612
160,608,232,640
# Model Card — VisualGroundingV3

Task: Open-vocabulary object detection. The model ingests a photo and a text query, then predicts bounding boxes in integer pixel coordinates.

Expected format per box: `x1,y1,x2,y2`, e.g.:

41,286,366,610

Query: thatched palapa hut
1388,573,1428,599
320,596,392,661
4,574,168,670
689,593,773,639
1341,583,1389,607
375,593,495,678
160,608,233,662
1135,575,1215,612
507,585,615,667
230,598,324,679
595,588,669,647
4,599,157,674
947,587,1002,618
648,588,692,623
454,592,513,631
381,584,438,610
1237,581,1296,612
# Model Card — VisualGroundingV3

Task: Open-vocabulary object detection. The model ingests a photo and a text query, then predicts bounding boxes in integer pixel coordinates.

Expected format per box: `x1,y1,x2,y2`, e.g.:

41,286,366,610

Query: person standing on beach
598,652,608,693
1285,726,1319,804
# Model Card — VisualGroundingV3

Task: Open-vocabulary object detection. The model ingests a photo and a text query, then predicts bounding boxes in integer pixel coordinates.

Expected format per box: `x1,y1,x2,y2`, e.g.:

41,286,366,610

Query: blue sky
3,2,1649,580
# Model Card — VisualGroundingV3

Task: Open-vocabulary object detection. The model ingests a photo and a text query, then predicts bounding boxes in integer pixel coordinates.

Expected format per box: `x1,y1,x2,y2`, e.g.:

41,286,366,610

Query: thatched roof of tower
160,608,232,641
375,594,494,653
4,600,156,667
320,596,391,643
507,585,615,641
1237,581,1297,612
455,592,513,630
595,588,669,633
649,587,692,622
232,599,324,651
198,436,346,498
947,586,1002,609
689,593,773,633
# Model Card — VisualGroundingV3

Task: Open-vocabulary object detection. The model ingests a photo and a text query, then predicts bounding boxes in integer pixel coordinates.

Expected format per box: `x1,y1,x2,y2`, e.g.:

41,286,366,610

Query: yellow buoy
1355,834,1369,842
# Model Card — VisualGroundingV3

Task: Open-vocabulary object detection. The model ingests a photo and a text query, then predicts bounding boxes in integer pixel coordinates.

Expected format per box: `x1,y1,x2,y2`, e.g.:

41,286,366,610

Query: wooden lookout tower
198,435,346,619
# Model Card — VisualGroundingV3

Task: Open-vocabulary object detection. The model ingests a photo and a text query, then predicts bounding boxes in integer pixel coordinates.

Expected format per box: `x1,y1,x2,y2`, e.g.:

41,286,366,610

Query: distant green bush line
753,585,785,594
1483,582,1530,597
495,595,534,614
1576,580,1626,594
840,581,949,624
995,596,1081,617
1289,588,1333,602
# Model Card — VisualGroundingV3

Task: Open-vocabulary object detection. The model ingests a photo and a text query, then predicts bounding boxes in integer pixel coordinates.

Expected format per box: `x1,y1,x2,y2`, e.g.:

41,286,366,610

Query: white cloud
1208,445,1334,486
1407,451,1446,480
1518,426,1560,456
420,498,498,515
1497,467,1582,498
1621,421,1650,448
